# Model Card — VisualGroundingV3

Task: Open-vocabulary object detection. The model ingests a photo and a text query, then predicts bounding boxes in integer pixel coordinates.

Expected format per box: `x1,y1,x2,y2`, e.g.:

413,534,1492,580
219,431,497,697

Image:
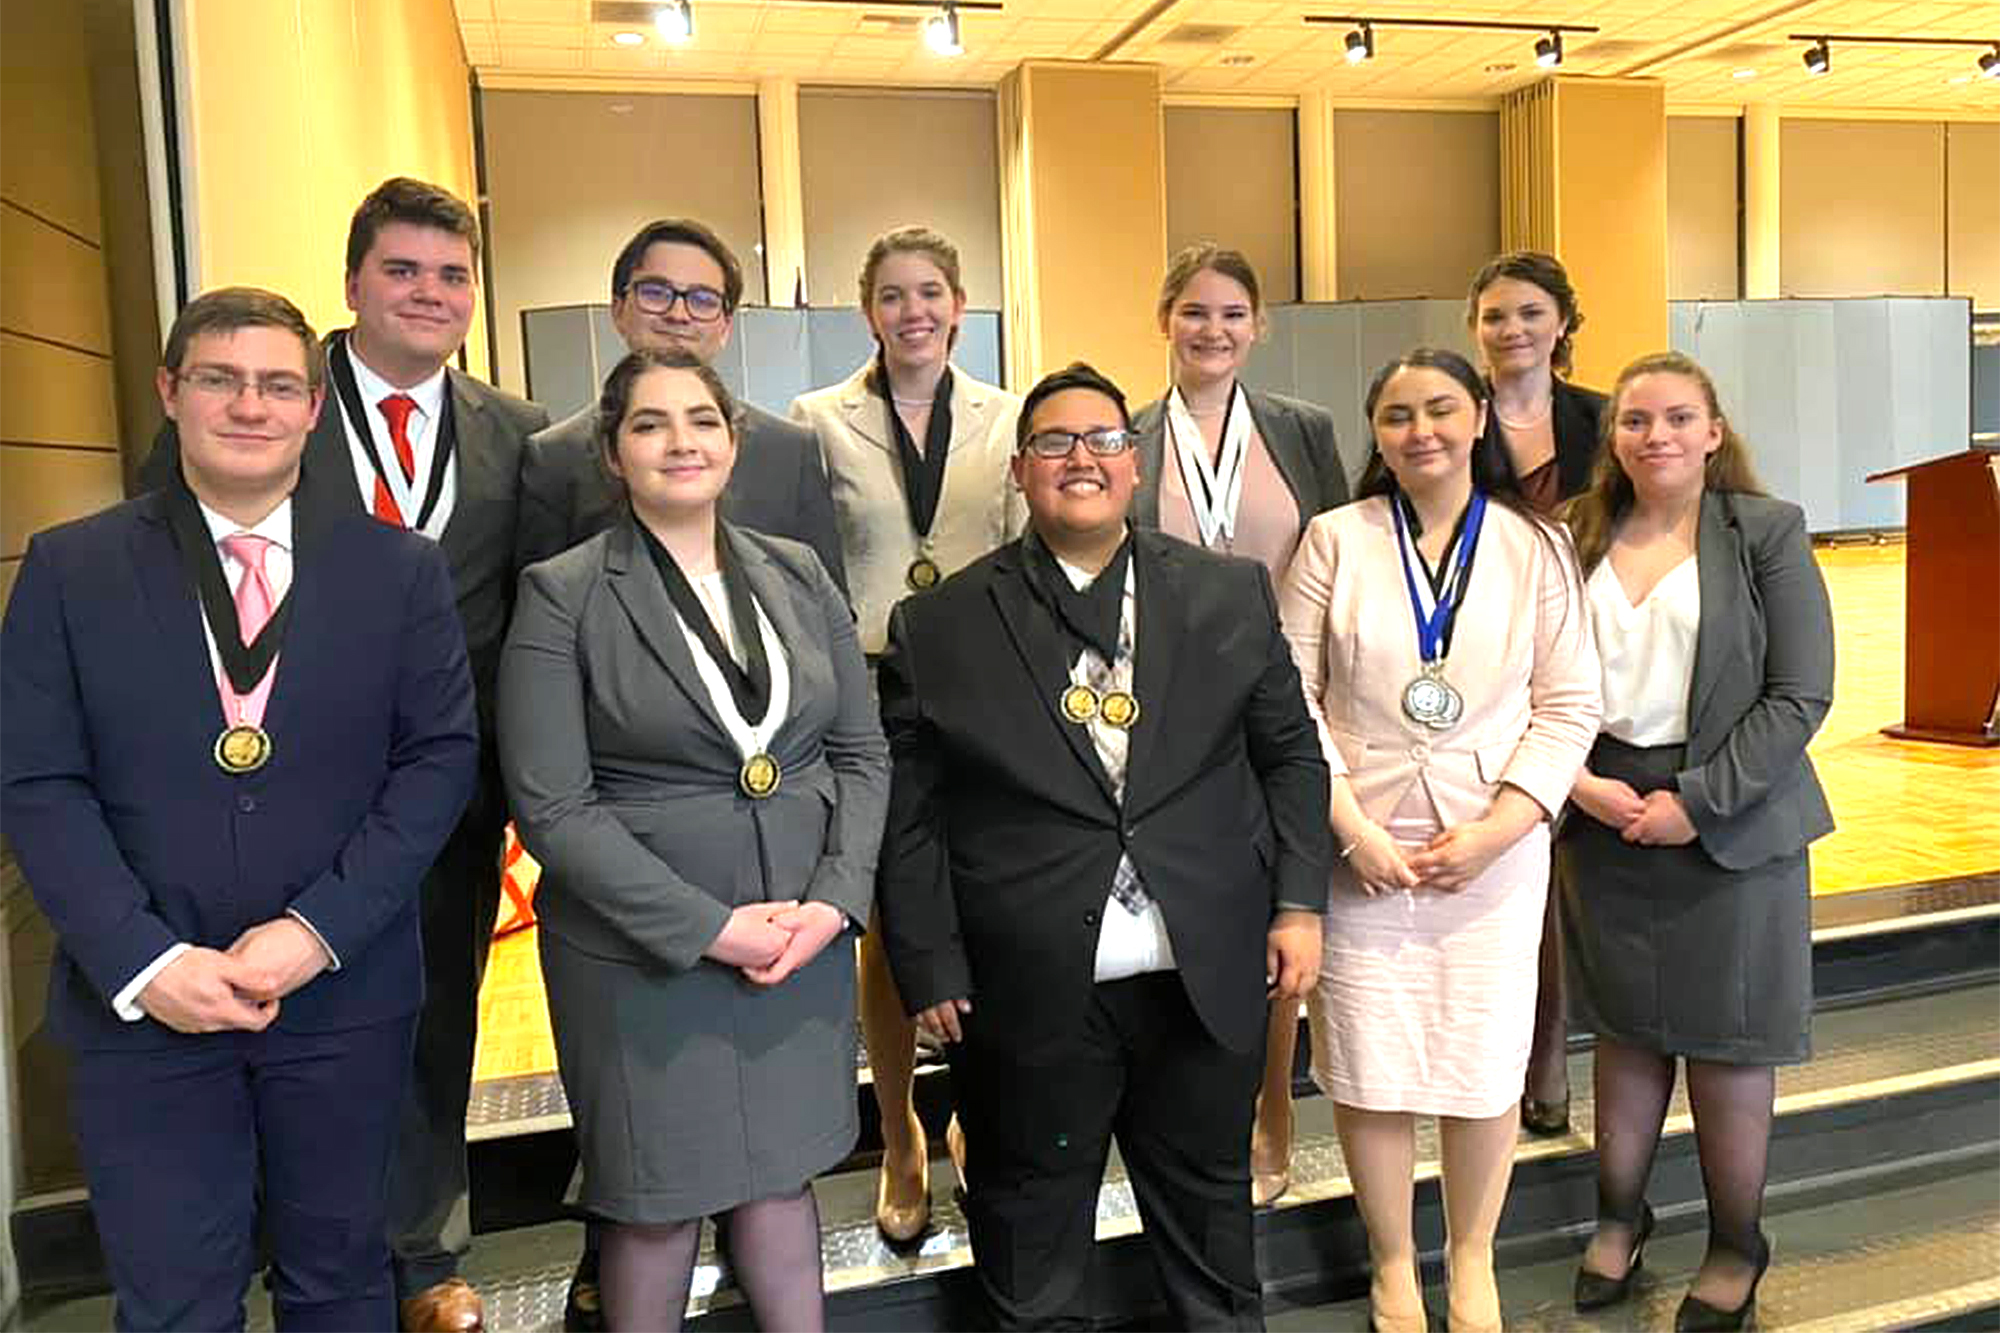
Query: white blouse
1587,553,1699,747
676,570,792,760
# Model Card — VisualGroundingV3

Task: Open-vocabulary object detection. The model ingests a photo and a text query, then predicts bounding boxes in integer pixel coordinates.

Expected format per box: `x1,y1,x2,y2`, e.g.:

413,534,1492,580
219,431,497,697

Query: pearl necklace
1494,398,1552,429
891,396,933,409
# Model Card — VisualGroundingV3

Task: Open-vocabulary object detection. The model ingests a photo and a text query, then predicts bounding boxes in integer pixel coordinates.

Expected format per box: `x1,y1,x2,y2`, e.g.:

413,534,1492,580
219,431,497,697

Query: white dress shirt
341,349,457,538
1053,555,1178,982
111,498,339,1022
1588,553,1700,747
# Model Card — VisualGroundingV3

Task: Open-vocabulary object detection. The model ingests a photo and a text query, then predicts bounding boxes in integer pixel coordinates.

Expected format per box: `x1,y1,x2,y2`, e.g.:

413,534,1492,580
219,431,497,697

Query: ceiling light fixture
924,2,964,56
1801,37,1829,75
1345,22,1374,63
1308,16,1598,72
655,0,693,44
1787,31,1998,80
1732,67,1759,78
1980,43,2000,78
611,30,646,46
1534,29,1562,67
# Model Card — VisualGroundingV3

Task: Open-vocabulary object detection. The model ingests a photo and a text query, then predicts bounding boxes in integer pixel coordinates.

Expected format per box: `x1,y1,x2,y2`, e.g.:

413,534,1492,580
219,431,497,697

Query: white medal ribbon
1393,495,1474,629
1167,384,1252,549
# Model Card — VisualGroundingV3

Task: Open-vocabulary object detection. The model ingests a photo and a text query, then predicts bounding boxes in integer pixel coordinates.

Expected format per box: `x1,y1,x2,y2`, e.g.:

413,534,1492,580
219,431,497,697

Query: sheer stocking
601,1219,701,1332
1582,1037,1676,1278
723,1188,827,1332
1438,1111,1519,1329
1333,1103,1425,1328
1684,1060,1775,1310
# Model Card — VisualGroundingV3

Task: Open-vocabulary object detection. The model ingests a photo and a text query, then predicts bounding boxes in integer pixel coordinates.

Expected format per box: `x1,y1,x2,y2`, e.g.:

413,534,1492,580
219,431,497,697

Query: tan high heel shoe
1369,1267,1429,1333
873,1127,932,1244
1446,1254,1503,1333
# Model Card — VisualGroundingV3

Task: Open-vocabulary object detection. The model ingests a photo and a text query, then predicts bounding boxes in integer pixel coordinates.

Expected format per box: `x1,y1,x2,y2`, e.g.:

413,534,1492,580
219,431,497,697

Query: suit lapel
987,549,1117,804
1121,533,1182,799
1245,392,1311,515
836,368,894,456
440,370,502,563
1132,405,1167,529
604,518,733,742
131,496,228,738
1686,491,1738,747
296,390,365,527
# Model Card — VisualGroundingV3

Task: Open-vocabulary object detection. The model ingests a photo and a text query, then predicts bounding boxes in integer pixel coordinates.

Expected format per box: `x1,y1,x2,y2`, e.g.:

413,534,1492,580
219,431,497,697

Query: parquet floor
472,541,1999,1083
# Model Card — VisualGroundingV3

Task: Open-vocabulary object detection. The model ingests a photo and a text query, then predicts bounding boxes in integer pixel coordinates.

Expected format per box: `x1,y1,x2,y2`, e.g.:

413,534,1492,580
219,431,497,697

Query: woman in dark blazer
1466,249,1610,1134
499,349,889,1332
1557,351,1834,1332
1130,244,1348,1207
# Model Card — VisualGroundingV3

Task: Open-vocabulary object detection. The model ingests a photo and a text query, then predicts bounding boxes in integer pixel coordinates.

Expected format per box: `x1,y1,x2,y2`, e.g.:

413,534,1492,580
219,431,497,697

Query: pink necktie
217,532,278,728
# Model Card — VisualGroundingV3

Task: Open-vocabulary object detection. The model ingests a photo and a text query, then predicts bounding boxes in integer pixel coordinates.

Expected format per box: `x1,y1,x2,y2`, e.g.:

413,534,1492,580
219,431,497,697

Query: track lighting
1534,29,1562,67
1345,23,1374,63
1802,38,1830,75
655,0,693,43
924,3,963,56
1308,16,1597,69
1981,44,2000,78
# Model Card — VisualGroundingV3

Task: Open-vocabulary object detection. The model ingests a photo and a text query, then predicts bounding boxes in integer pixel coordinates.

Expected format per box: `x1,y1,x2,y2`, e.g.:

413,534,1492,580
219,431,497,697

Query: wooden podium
1867,444,2000,746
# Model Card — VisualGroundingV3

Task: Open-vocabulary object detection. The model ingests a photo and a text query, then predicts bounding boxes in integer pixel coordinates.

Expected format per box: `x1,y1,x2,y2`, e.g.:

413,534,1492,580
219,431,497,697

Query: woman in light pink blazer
1278,349,1600,1333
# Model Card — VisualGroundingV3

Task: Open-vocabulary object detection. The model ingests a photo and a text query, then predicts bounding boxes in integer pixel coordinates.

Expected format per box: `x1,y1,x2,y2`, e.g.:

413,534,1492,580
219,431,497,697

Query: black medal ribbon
636,516,772,726
1021,529,1133,663
326,329,457,531
872,357,954,543
162,472,295,698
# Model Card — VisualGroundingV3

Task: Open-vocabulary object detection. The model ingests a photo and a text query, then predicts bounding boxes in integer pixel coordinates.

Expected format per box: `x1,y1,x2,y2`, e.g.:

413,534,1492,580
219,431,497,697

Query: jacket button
1409,743,1429,762
1121,823,1138,841
237,795,257,813
1084,909,1100,927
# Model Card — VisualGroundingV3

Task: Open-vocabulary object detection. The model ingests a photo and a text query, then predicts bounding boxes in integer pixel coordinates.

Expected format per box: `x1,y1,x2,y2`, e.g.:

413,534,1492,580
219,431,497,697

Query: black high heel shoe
1573,1202,1656,1312
1675,1234,1771,1332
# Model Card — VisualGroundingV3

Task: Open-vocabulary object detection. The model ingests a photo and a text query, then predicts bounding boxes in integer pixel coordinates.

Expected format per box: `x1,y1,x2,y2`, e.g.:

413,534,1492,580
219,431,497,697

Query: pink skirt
1308,788,1550,1119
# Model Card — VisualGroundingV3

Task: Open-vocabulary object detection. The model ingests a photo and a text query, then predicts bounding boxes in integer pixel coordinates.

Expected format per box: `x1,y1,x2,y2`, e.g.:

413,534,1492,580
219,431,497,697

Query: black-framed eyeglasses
174,367,313,404
624,279,727,322
1022,428,1137,459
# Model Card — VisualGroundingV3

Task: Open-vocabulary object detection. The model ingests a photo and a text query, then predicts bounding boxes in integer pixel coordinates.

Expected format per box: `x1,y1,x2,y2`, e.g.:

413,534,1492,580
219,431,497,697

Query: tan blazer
791,363,1024,654
1278,495,1602,844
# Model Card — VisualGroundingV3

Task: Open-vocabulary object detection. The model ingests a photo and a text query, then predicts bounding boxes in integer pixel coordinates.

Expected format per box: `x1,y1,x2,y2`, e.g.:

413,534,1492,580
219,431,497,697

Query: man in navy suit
1,286,478,1330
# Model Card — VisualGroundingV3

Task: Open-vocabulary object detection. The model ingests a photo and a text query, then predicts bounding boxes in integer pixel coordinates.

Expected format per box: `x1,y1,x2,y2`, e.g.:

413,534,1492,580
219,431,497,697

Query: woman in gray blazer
1557,352,1835,1333
499,349,888,1332
1130,244,1349,1207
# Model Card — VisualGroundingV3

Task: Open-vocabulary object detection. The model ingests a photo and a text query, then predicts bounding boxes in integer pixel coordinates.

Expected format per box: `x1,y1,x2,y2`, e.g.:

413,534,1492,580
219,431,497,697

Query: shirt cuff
1274,900,1325,915
286,908,342,972
113,943,191,1021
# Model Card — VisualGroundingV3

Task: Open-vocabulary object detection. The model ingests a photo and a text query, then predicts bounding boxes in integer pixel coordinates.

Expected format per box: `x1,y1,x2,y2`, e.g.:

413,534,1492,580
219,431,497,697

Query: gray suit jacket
498,519,887,970
1130,388,1350,530
1675,491,1836,870
516,401,847,595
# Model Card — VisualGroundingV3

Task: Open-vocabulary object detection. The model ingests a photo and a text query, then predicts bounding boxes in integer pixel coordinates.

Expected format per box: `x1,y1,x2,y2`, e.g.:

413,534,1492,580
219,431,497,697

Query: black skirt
1554,735,1812,1065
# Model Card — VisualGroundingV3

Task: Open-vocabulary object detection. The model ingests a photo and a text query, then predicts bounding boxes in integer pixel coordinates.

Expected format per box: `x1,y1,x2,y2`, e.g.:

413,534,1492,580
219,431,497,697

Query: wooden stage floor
472,540,1999,1083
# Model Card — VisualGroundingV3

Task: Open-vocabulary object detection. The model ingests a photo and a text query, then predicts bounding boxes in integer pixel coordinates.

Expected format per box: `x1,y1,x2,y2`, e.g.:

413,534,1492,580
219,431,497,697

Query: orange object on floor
495,822,539,938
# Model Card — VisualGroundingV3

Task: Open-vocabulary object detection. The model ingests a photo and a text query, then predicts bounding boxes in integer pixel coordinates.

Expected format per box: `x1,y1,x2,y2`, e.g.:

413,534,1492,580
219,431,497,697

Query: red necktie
373,393,419,526
217,533,277,727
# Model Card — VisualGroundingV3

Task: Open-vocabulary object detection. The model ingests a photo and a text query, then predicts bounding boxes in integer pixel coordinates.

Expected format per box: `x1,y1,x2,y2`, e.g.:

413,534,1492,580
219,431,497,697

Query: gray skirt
1555,736,1812,1066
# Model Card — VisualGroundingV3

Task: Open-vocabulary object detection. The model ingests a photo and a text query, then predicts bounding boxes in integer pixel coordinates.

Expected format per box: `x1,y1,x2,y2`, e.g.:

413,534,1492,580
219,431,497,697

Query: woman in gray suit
1557,351,1835,1332
500,349,889,1331
1130,244,1349,1207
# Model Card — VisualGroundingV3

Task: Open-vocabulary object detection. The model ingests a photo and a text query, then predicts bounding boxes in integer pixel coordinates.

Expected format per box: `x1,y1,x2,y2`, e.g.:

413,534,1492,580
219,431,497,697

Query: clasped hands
1572,773,1698,846
136,917,333,1035
705,899,847,986
1343,818,1518,896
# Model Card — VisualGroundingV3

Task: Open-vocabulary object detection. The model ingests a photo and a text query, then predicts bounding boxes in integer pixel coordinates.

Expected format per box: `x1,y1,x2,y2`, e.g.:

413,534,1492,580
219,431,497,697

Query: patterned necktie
217,532,278,727
373,393,419,525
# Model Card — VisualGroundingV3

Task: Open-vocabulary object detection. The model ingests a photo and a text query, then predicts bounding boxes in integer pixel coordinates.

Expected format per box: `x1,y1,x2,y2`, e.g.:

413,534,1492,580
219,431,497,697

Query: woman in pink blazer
1278,348,1600,1333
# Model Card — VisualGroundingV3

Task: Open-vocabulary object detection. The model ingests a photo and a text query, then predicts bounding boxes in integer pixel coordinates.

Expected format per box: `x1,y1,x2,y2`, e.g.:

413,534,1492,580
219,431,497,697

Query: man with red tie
3,286,479,1329
142,179,549,1332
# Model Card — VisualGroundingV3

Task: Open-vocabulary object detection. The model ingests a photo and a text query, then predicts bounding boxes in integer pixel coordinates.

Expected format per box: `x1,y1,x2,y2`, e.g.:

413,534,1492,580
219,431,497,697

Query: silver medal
1401,666,1464,731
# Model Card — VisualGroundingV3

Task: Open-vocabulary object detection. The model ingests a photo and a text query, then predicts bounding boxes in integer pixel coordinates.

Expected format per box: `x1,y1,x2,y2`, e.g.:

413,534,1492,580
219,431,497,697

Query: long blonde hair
1565,351,1765,574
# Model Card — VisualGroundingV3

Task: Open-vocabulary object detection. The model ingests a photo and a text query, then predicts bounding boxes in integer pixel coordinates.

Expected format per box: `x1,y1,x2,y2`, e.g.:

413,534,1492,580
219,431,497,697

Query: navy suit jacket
0,491,480,1051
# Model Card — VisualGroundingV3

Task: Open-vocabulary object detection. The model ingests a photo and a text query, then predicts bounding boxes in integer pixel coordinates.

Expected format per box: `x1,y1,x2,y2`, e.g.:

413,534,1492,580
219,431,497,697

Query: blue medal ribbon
1390,488,1487,666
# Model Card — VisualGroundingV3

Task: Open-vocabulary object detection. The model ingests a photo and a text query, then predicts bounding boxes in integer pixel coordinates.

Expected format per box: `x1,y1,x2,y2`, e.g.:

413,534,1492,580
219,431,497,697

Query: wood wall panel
0,205,112,355
0,445,124,559
0,333,120,450
0,0,103,244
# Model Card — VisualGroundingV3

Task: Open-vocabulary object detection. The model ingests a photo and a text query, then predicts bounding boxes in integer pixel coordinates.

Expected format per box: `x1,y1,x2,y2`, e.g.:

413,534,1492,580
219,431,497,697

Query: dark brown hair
163,286,324,388
595,348,740,474
1156,243,1265,332
1016,362,1131,453
344,177,480,276
1466,250,1584,377
611,218,745,313
1565,351,1767,574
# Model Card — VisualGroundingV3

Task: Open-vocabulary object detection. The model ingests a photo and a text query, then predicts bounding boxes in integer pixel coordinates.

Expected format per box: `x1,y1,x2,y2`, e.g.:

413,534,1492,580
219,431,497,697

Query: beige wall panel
1335,110,1499,302
481,89,764,395
0,0,104,243
1553,79,1668,389
0,334,119,449
0,208,112,355
0,558,18,617
1667,117,1739,301
1947,122,2000,313
1164,106,1299,305
798,90,1003,311
1781,120,1945,298
1018,63,1167,396
0,445,124,559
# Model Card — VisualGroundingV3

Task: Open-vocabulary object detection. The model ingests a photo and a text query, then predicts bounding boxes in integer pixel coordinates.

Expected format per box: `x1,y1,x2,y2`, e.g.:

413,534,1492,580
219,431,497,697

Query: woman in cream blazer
1278,348,1599,1333
787,225,1021,1245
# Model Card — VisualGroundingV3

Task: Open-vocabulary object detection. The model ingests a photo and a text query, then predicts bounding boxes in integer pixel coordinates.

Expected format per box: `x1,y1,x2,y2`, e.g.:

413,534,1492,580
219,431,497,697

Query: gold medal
1098,690,1140,730
739,751,781,799
214,724,272,775
1060,683,1101,724
906,555,942,591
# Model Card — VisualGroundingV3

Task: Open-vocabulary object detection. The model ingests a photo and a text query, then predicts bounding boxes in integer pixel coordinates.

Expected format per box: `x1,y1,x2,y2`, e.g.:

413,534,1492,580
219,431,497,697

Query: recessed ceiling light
611,30,645,46
608,102,634,114
1949,73,1974,84
1221,52,1254,65
1732,67,1758,78
1484,61,1516,73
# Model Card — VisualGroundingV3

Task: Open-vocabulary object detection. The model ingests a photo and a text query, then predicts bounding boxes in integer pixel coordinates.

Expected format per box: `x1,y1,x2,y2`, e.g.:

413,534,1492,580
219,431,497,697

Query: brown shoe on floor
401,1277,485,1333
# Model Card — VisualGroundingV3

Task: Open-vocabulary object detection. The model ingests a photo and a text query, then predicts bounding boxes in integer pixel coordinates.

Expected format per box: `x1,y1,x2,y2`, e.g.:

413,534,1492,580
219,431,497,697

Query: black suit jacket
139,357,549,742
515,400,847,595
1130,388,1350,529
1483,377,1607,501
876,530,1331,1060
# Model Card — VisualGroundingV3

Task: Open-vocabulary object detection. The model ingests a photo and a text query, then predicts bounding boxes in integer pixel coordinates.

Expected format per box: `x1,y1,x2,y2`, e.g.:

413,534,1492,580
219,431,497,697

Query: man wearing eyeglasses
141,178,549,1333
874,362,1330,1331
4,287,479,1331
515,218,845,591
